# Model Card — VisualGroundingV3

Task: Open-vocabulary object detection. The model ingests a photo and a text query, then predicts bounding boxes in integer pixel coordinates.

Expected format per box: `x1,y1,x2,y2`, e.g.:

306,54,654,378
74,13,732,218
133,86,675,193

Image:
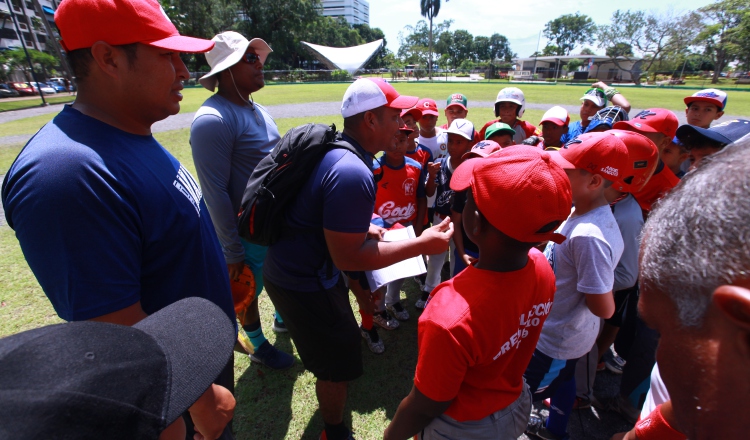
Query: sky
368,0,717,59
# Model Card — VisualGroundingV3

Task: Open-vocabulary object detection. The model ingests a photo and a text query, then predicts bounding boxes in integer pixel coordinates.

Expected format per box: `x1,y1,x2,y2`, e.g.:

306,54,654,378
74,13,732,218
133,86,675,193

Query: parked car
45,81,66,93
10,82,35,96
0,83,20,98
30,81,56,94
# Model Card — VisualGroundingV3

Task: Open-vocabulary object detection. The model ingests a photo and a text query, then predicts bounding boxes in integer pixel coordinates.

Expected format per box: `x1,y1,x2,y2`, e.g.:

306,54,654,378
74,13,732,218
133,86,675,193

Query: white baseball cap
340,78,418,118
581,88,607,107
199,31,272,92
684,88,728,111
445,118,475,141
541,106,570,126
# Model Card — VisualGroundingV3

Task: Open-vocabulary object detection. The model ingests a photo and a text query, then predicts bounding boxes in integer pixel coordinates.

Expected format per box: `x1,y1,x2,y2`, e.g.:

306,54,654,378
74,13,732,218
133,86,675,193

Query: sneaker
525,414,564,440
360,326,385,354
272,317,288,333
542,396,592,410
597,361,605,372
605,354,626,374
414,291,429,310
249,340,295,369
387,302,410,321
603,395,640,424
373,311,399,330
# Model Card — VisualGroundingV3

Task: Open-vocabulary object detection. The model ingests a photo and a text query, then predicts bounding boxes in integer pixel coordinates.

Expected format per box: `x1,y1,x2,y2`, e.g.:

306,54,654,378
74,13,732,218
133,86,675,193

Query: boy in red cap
539,106,570,150
417,98,446,161
372,125,428,323
524,132,627,440
384,146,572,440
613,109,680,213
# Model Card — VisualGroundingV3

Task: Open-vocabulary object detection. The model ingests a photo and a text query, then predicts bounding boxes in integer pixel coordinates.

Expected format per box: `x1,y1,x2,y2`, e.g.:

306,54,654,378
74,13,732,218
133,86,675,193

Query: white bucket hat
199,31,272,92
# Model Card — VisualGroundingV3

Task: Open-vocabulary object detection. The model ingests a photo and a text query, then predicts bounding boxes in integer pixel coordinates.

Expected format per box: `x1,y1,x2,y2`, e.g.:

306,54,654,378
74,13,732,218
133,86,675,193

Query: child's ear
716,110,725,120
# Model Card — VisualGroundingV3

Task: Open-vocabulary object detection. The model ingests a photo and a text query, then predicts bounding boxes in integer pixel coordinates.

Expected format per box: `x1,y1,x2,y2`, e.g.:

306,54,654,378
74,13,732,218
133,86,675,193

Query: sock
275,311,284,324
324,422,349,440
243,320,267,351
359,309,373,330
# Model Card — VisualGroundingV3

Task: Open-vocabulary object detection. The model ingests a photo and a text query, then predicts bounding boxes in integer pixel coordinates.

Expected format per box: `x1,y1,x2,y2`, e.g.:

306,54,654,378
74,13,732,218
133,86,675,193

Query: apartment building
319,0,369,25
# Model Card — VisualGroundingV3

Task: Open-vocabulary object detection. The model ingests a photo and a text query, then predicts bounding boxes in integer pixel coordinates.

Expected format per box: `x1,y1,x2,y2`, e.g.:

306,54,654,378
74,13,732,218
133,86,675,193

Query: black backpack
237,123,366,246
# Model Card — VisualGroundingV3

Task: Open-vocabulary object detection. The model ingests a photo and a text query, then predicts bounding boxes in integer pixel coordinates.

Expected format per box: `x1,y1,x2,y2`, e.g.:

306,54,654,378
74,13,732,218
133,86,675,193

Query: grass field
0,95,76,112
1,82,748,439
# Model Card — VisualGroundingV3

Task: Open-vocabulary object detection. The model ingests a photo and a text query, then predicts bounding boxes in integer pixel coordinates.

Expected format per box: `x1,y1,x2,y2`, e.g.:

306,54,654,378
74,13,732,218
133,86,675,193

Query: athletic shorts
418,382,531,440
524,348,579,402
264,277,363,382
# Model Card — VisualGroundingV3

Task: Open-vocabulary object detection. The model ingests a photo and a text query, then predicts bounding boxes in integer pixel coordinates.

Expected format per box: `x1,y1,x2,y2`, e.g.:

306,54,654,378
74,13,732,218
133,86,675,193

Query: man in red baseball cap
614,109,681,212
263,77,454,440
1,0,236,439
385,147,571,440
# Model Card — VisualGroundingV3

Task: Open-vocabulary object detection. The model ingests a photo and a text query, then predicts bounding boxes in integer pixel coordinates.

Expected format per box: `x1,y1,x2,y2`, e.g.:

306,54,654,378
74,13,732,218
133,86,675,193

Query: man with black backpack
260,78,454,440
190,31,294,370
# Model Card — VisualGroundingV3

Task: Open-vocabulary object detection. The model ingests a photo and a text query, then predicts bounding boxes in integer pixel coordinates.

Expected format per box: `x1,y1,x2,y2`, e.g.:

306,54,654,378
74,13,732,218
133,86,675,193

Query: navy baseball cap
675,119,750,148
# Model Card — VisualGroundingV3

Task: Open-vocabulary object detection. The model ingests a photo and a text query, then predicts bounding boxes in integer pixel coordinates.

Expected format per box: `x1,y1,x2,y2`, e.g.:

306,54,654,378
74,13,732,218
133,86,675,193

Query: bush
292,69,308,82
413,68,426,80
331,70,351,81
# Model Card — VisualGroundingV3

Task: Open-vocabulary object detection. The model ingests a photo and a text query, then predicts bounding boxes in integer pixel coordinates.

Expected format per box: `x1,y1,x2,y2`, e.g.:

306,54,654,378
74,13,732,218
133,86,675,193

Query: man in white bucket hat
190,31,294,370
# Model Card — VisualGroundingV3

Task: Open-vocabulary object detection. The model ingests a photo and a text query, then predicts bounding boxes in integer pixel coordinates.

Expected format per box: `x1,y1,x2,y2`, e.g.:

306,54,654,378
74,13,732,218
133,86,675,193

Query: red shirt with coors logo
372,156,426,226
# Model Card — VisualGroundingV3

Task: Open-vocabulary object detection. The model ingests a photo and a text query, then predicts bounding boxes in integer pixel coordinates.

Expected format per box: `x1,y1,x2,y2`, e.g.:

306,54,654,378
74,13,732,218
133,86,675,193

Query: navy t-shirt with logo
1,105,234,323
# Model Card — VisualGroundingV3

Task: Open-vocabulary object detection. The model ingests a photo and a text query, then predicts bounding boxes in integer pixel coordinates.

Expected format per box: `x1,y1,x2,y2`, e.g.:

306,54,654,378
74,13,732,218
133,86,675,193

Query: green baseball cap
485,122,516,140
446,93,468,110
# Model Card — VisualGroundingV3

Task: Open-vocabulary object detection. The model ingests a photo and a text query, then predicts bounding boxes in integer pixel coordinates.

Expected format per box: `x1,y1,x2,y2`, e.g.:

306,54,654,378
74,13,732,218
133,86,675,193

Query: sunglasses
242,53,261,64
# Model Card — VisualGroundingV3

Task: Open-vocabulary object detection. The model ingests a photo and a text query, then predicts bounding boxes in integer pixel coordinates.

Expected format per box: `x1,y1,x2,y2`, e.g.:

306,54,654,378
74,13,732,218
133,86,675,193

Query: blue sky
369,0,717,59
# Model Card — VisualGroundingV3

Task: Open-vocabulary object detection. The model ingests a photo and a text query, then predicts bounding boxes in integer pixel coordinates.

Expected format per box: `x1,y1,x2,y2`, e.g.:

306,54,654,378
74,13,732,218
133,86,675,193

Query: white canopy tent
301,39,383,75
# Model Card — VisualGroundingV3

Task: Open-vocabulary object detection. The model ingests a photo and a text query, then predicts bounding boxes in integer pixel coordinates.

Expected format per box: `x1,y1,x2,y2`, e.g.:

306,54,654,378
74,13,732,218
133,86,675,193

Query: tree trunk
428,18,433,80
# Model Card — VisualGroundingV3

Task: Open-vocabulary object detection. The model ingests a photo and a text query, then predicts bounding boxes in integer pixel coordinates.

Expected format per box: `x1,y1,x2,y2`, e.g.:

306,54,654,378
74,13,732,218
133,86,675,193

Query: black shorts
264,277,363,382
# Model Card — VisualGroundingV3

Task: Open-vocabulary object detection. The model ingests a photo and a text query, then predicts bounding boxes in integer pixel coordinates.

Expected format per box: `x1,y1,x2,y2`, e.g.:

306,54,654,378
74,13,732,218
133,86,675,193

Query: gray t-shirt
536,204,624,360
190,94,280,264
611,194,643,292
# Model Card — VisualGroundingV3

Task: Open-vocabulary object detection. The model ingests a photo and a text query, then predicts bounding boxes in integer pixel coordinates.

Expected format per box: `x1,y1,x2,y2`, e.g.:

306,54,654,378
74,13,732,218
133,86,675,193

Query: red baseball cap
462,140,502,160
341,78,419,118
398,123,415,134
451,146,573,244
613,109,679,139
400,106,422,122
54,0,215,53
417,98,439,116
609,130,659,193
550,132,630,182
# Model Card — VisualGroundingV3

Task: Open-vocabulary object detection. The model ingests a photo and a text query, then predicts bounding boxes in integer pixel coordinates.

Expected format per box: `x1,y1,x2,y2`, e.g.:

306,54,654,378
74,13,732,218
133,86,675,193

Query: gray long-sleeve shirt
190,94,280,264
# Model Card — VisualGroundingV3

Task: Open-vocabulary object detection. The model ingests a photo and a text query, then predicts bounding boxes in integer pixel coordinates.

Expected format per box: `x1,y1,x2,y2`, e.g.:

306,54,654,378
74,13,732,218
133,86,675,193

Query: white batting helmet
494,87,526,118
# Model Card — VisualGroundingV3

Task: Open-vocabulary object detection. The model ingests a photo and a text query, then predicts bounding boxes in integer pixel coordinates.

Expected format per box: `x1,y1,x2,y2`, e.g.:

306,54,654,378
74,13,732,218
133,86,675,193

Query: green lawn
0,95,76,112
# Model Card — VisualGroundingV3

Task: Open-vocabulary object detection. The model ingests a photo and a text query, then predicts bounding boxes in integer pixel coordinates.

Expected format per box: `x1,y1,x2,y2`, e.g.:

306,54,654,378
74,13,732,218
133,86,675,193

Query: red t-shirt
372,157,426,226
478,118,540,143
631,161,680,213
415,250,556,422
406,143,434,169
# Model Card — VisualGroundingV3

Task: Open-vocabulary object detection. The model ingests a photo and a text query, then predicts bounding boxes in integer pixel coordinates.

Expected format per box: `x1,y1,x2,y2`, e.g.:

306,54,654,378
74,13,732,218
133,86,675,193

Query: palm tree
420,0,448,80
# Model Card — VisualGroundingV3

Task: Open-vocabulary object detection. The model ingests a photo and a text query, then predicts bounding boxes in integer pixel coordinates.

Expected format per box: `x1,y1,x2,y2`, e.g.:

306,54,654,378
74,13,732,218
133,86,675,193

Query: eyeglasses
242,53,261,64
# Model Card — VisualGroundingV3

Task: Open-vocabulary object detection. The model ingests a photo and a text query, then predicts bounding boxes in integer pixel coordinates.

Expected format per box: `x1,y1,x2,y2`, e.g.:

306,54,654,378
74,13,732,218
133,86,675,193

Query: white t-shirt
640,363,670,419
537,205,624,360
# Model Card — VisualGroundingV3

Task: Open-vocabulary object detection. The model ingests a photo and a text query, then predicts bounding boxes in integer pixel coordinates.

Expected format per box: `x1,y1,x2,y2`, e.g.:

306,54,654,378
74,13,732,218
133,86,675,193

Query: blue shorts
524,348,579,401
240,238,268,296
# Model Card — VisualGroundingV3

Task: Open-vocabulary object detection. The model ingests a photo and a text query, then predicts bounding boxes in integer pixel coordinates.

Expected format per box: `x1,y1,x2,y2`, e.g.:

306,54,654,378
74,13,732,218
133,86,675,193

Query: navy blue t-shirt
2,106,234,323
433,157,454,216
263,134,376,292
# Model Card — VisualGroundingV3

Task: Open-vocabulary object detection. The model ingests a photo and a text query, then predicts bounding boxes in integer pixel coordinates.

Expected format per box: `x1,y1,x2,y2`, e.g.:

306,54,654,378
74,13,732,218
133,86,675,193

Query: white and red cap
417,98,440,116
341,78,418,118
445,118,475,141
684,88,728,111
540,106,570,126
55,0,214,53
613,109,679,139
462,140,502,160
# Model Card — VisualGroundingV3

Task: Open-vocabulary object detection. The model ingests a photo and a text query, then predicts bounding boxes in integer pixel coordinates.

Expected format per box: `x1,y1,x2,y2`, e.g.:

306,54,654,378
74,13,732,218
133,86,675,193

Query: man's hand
418,217,453,255
227,262,245,282
188,384,236,440
367,223,386,241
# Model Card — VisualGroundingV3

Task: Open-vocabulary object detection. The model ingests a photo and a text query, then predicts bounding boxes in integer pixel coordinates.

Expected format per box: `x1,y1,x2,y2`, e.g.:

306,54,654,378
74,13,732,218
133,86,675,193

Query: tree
695,0,750,83
420,0,449,79
543,12,596,56
353,24,389,69
606,43,634,57
597,9,691,84
489,33,514,62
580,47,596,55
400,19,451,67
474,36,491,62
452,30,474,64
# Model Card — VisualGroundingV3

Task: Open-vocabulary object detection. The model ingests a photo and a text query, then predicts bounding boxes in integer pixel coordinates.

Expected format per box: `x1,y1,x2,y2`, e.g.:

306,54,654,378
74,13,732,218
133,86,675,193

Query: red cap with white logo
549,132,630,183
613,108,679,139
417,98,440,116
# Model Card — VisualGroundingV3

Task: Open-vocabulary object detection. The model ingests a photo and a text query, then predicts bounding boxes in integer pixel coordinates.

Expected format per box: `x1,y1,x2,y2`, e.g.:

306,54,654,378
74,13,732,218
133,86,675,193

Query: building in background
0,0,59,52
319,0,369,25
